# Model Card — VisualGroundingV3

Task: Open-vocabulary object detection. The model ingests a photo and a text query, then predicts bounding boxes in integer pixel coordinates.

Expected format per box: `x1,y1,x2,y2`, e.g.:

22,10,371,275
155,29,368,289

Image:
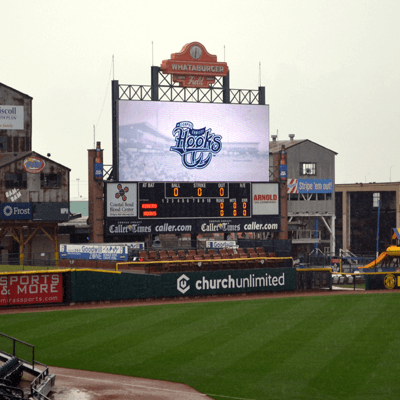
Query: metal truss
102,164,114,180
229,89,260,105
118,72,261,104
269,166,279,182
119,85,152,101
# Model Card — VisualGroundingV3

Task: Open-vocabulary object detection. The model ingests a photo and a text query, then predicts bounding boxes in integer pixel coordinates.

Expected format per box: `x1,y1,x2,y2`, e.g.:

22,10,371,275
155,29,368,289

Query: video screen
118,101,269,182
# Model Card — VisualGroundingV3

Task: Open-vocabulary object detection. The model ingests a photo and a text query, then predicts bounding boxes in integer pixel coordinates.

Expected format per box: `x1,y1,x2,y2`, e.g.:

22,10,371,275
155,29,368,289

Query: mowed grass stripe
306,294,400,400
189,296,363,398
1,293,400,400
259,295,390,399
174,297,328,395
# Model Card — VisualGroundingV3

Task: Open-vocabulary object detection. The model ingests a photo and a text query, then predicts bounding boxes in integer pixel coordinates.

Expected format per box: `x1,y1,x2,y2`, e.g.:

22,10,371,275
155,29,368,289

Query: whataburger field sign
160,42,229,88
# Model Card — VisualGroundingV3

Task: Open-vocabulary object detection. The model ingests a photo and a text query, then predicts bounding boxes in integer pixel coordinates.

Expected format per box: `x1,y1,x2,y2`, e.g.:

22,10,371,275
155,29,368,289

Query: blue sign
94,162,103,179
279,164,287,180
298,179,333,193
1,203,32,220
59,244,128,261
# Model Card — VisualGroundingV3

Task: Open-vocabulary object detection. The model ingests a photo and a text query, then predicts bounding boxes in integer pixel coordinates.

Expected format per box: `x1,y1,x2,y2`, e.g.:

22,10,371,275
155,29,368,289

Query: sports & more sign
0,273,63,306
160,42,229,88
0,203,32,220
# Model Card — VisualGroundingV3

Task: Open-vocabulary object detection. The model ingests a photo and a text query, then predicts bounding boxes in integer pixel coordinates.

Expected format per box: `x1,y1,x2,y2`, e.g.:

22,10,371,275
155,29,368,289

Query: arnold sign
160,42,228,88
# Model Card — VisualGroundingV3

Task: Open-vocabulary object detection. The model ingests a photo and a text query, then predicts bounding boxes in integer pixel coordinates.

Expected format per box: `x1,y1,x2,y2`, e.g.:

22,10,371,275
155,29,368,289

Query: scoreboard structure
105,181,280,236
105,42,280,239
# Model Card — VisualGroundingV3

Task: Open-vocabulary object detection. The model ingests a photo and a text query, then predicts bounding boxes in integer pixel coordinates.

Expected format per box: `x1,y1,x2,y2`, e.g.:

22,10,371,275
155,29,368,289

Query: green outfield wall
65,267,296,303
65,270,159,303
365,272,400,290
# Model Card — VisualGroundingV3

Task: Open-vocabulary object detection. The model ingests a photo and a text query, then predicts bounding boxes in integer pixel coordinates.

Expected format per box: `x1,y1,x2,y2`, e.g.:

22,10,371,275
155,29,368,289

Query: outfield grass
1,293,400,400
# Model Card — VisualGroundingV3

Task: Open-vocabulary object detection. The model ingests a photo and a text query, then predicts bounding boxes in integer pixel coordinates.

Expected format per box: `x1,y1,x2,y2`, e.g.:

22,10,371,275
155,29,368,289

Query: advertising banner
106,183,137,217
206,240,236,249
252,183,279,215
162,268,296,297
23,156,45,174
0,106,24,130
0,202,32,220
0,273,63,306
99,242,145,250
59,244,129,261
105,216,280,236
287,179,333,194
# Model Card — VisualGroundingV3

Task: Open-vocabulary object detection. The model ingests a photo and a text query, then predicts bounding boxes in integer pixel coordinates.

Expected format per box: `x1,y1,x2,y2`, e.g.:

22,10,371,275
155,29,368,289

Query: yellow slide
359,252,387,269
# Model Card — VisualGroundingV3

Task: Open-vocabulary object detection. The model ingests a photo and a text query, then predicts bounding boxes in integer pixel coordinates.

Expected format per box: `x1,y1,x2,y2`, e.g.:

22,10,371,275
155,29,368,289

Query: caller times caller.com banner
0,273,63,306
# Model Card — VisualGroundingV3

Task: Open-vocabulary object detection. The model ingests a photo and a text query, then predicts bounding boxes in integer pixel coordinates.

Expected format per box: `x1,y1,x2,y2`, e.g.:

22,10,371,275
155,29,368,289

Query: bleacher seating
129,246,285,273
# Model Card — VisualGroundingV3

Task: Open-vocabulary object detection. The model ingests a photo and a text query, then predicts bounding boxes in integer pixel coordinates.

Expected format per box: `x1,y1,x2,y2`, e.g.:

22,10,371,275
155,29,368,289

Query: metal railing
0,333,52,400
0,332,34,368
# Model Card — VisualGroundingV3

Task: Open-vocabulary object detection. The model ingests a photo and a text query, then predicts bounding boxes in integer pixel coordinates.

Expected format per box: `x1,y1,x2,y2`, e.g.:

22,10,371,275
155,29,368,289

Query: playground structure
359,228,400,271
358,247,400,270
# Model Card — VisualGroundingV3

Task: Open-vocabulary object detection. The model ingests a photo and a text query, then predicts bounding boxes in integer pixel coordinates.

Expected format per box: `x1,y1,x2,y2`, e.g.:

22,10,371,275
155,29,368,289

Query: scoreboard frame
104,181,281,237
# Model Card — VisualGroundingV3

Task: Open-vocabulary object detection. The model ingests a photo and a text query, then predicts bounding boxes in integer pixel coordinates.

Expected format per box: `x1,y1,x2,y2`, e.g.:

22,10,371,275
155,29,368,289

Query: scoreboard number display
105,182,279,219
139,182,251,219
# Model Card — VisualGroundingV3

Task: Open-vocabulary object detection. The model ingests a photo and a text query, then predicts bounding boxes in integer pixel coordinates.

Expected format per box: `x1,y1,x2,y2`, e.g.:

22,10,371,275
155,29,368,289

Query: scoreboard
139,182,251,219
105,181,280,236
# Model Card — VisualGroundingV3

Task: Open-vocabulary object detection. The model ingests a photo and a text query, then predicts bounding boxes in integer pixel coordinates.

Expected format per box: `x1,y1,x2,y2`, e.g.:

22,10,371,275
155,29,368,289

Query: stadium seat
206,249,217,257
177,250,186,259
196,249,206,257
159,250,168,258
148,251,158,260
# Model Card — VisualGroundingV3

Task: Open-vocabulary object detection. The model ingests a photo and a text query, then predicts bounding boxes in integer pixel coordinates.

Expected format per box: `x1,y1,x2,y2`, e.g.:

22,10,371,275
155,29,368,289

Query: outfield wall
1,268,297,306
365,272,400,290
65,267,297,303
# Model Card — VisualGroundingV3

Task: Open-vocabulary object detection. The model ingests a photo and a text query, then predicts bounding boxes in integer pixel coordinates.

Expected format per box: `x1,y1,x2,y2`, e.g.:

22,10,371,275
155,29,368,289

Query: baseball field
1,292,399,400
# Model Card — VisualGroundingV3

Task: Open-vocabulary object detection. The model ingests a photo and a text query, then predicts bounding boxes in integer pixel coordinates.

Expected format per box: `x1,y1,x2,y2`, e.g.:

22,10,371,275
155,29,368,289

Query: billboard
118,101,269,182
1,202,32,220
287,179,333,194
0,273,63,306
166,268,297,297
0,106,24,130
106,183,137,217
60,244,129,261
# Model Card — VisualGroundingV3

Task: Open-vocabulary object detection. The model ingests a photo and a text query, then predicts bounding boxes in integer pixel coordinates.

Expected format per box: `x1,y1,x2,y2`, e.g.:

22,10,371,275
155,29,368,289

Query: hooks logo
177,274,190,294
115,184,129,201
170,121,222,170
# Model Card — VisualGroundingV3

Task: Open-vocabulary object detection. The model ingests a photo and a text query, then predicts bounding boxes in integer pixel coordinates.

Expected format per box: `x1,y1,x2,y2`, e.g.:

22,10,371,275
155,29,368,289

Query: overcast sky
2,0,399,199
